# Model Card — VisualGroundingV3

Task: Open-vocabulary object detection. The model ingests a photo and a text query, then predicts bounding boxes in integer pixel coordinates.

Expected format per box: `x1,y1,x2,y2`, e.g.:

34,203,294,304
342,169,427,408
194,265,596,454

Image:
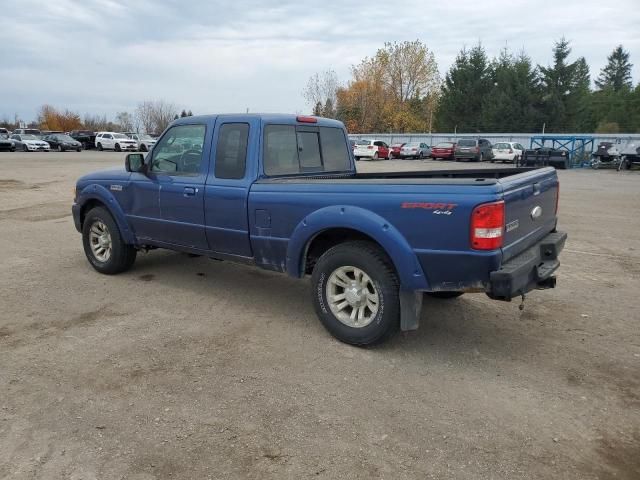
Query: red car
389,143,406,159
431,141,456,160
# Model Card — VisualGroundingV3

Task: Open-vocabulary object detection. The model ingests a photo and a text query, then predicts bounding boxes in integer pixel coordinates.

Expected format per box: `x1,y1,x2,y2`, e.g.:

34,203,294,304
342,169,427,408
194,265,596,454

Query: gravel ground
0,151,639,479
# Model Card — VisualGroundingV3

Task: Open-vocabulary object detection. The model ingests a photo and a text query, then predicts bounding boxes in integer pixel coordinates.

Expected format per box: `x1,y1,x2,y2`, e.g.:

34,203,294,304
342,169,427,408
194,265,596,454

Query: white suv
125,132,157,152
491,142,525,163
95,132,138,152
353,139,391,160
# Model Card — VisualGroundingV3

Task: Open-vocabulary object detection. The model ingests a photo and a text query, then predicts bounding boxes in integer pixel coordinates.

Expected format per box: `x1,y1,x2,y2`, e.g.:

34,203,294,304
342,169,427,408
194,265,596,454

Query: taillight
367,145,373,149
470,201,505,250
474,147,480,153
508,149,513,154
555,182,560,215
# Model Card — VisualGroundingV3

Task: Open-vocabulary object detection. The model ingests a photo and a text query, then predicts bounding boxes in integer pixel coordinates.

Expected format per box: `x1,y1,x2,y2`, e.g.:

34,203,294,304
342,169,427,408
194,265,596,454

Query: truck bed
256,167,540,184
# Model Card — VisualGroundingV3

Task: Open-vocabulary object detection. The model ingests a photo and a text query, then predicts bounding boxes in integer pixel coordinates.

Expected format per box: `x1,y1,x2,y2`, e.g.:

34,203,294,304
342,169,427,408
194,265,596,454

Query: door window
151,124,206,175
214,123,249,179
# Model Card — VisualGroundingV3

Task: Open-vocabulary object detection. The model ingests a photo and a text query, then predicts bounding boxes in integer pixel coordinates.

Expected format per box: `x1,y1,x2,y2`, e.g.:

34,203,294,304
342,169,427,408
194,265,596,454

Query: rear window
356,140,371,145
435,142,454,148
264,125,350,176
494,142,510,149
458,139,476,147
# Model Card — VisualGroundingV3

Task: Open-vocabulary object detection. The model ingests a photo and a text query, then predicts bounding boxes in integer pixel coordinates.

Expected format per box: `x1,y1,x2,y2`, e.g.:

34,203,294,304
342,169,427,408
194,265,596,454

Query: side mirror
125,153,145,173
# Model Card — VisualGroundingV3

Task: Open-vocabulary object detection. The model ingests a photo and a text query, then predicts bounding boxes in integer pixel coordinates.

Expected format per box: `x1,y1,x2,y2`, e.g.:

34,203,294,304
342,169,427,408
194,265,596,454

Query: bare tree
135,101,155,134
151,100,177,134
135,100,177,134
115,111,134,132
303,70,339,115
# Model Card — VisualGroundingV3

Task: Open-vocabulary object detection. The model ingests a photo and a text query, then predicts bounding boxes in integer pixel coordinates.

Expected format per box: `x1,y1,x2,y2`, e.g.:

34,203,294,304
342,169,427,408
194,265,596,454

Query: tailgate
499,167,559,262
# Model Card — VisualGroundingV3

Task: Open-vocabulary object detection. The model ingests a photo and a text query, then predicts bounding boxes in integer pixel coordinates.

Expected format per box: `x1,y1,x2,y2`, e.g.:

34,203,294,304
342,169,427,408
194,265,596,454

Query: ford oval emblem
531,206,543,220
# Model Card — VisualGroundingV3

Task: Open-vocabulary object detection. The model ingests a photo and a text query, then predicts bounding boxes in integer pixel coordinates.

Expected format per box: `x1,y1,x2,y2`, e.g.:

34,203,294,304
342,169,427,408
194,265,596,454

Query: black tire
58,145,64,152
311,241,400,346
115,143,121,152
373,152,379,160
76,147,82,152
97,143,103,151
10,146,15,152
479,153,484,162
354,156,360,161
426,291,464,299
82,207,136,275
23,145,28,152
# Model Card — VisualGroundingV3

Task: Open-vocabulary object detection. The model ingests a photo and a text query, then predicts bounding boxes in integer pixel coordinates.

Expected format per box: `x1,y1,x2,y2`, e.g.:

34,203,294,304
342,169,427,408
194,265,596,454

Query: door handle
183,187,197,197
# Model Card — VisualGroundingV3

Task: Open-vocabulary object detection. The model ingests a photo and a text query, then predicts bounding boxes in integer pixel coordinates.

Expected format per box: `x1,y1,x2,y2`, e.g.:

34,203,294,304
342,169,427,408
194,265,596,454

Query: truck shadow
128,250,543,364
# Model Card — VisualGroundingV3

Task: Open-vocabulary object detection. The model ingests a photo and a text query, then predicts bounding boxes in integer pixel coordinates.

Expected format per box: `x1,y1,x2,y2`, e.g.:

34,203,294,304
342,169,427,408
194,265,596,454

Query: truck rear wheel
82,207,136,275
311,241,400,346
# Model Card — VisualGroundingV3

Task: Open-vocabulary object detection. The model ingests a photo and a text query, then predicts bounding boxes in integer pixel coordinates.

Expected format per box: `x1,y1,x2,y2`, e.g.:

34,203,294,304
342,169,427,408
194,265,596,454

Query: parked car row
352,138,525,163
0,128,158,153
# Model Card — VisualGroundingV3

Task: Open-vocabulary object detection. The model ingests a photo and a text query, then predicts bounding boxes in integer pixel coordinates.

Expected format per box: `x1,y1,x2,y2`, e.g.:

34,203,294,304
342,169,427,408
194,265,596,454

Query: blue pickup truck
72,114,566,345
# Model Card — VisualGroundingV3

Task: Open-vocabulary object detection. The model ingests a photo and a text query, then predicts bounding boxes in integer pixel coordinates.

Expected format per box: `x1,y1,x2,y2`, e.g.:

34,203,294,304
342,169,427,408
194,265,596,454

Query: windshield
0,133,8,139
22,134,37,140
436,142,454,147
113,133,129,139
458,139,476,147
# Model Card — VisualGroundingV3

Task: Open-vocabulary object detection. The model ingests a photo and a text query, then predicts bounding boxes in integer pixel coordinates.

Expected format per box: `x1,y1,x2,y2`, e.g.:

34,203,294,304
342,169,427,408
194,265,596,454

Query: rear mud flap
400,290,422,331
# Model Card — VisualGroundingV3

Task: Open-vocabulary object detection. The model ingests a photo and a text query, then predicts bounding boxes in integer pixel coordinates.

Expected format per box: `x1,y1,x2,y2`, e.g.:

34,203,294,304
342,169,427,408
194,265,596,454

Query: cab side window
151,124,206,175
215,123,249,179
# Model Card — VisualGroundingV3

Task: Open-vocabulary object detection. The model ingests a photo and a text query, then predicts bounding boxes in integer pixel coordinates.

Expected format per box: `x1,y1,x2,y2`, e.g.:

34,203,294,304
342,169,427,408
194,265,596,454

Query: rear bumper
493,153,516,161
431,151,454,158
488,231,567,301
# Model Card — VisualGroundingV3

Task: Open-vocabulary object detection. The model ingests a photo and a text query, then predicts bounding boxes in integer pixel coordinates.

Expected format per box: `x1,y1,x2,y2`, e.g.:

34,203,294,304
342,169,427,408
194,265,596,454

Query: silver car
10,134,51,152
126,132,157,152
399,142,431,159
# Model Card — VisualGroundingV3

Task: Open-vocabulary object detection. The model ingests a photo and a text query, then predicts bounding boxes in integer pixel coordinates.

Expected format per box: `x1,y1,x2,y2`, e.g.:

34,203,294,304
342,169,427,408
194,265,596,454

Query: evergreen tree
482,49,543,132
595,45,633,91
323,98,336,118
180,109,188,118
539,38,591,132
312,101,323,116
187,110,193,116
436,43,492,132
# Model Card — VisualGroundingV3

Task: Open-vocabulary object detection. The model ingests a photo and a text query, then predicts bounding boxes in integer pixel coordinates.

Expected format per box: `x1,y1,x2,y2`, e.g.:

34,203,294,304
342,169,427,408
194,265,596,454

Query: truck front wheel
311,241,400,346
82,207,136,275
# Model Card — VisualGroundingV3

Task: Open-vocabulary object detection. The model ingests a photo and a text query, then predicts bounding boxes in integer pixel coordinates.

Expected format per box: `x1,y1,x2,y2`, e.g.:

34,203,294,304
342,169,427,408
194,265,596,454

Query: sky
1,0,639,123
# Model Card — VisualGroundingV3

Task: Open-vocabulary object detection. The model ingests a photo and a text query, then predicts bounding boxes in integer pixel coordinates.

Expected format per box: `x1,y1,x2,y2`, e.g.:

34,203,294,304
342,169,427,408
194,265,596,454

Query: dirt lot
0,151,639,479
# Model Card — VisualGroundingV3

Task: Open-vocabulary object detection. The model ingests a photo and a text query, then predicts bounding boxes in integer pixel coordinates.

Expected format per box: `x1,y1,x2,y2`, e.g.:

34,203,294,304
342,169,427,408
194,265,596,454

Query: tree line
0,101,194,134
304,39,640,134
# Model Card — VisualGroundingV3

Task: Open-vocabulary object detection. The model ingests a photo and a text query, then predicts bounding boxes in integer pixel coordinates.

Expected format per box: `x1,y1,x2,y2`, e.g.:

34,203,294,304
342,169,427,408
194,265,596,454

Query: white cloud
0,0,638,121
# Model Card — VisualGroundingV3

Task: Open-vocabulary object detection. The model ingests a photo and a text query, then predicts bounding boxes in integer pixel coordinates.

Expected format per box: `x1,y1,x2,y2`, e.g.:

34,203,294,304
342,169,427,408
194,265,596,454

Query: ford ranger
72,114,566,345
